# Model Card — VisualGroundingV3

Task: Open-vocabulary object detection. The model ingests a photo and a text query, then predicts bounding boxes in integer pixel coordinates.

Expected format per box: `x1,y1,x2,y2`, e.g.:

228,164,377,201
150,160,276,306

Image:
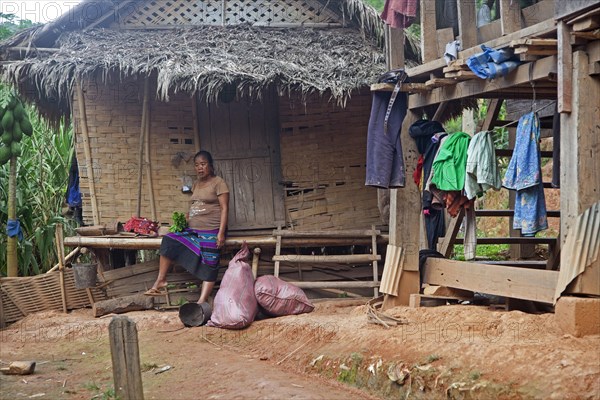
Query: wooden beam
136,79,149,218
408,55,557,109
423,258,559,303
458,0,478,49
499,0,522,35
477,99,503,131
273,229,379,238
420,0,438,63
75,80,100,225
143,92,157,220
406,18,556,80
558,21,573,113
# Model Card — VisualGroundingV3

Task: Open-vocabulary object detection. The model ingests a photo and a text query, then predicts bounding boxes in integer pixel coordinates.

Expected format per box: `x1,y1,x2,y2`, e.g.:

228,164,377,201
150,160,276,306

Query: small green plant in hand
169,211,187,232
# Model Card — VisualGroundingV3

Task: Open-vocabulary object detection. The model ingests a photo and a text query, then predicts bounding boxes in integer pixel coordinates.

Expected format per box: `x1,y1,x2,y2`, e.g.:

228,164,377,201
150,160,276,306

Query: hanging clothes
409,120,447,250
381,0,418,29
431,132,471,192
365,90,407,189
503,112,548,235
464,131,502,200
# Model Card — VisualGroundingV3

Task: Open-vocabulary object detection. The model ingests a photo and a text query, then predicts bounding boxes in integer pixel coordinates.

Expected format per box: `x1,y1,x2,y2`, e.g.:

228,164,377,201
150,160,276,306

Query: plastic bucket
178,302,212,327
72,263,98,289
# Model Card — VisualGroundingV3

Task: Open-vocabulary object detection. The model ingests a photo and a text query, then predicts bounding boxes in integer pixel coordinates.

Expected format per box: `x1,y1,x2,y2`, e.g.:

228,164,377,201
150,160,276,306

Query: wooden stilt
192,93,201,153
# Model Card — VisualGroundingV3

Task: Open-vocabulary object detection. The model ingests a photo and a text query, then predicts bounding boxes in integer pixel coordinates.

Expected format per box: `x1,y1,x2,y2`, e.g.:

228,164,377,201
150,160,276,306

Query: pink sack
254,275,314,317
207,243,257,329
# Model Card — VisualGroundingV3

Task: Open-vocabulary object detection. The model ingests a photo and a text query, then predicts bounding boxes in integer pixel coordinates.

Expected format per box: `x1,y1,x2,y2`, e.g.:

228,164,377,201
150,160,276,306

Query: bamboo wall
73,76,198,225
278,91,382,230
73,76,381,231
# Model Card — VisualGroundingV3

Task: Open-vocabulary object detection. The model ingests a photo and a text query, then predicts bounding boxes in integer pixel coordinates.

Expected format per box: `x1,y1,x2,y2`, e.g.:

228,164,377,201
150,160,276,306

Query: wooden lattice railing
120,0,341,27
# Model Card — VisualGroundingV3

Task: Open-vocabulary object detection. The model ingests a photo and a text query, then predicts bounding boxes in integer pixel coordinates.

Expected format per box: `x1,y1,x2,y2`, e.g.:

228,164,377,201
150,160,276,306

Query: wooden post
136,78,149,218
109,316,144,400
500,0,522,35
458,0,478,50
75,79,100,225
383,110,422,308
560,50,600,246
387,26,404,70
54,224,68,313
557,21,572,113
420,0,438,63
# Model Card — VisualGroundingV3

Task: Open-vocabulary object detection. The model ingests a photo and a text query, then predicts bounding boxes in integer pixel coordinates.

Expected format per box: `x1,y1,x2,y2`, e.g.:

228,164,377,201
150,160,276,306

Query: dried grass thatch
2,23,386,119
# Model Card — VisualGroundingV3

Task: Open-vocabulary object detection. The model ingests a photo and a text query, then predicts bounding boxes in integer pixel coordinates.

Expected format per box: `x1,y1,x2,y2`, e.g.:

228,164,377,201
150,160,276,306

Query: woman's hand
216,231,226,249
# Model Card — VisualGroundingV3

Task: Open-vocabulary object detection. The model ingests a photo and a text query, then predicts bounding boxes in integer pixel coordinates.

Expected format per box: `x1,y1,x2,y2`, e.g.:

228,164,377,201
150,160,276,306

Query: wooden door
197,90,285,230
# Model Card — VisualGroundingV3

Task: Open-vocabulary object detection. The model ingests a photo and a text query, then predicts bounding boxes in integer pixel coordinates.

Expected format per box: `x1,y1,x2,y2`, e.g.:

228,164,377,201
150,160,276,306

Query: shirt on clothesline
465,131,502,200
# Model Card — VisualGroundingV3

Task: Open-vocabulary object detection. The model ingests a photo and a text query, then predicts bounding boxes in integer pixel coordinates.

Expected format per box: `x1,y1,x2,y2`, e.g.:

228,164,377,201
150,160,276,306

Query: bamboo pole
54,224,68,313
46,246,81,273
144,95,157,220
192,93,201,153
75,79,100,225
7,156,18,277
251,247,261,279
136,78,149,217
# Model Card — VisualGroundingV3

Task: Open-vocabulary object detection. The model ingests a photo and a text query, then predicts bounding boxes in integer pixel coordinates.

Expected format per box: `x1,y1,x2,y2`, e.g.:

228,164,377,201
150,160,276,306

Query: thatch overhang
1,24,387,120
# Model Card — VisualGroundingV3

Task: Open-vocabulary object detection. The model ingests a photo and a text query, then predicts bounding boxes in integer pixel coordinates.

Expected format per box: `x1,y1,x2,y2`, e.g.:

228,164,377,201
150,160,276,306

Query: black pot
178,302,212,327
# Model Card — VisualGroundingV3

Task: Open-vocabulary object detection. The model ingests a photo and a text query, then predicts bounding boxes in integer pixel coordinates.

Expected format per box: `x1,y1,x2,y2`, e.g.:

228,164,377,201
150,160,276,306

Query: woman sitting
145,150,229,304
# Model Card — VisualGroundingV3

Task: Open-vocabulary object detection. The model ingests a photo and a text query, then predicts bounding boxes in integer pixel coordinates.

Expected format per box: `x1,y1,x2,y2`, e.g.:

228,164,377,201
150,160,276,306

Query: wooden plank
572,15,600,31
500,0,522,35
272,254,380,263
423,258,559,303
409,55,557,109
458,0,478,49
425,78,457,88
558,21,573,113
420,0,438,63
109,316,144,400
370,83,429,92
476,209,561,218
406,18,556,80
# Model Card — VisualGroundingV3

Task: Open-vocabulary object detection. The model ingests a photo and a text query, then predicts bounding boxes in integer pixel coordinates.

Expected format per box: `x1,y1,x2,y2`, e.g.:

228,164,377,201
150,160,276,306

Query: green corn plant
0,85,76,276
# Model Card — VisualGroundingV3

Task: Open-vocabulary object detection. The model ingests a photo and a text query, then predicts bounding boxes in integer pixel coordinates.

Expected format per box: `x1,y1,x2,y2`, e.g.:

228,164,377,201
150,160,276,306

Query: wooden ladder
272,226,381,297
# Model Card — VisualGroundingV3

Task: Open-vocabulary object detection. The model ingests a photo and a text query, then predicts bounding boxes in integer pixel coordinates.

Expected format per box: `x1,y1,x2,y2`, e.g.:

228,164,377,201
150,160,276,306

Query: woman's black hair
194,150,215,175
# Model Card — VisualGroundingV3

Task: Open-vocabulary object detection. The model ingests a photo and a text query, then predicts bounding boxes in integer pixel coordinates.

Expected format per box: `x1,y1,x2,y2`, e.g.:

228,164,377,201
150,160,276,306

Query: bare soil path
1,299,599,399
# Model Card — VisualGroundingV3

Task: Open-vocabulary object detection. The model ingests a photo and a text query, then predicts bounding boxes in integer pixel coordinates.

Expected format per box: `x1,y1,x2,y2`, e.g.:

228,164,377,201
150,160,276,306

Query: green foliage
0,13,38,41
0,85,76,276
363,0,385,12
169,211,187,232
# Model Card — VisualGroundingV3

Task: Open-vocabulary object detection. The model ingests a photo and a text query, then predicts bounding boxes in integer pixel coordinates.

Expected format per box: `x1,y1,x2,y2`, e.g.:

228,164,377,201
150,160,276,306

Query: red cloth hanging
381,0,418,29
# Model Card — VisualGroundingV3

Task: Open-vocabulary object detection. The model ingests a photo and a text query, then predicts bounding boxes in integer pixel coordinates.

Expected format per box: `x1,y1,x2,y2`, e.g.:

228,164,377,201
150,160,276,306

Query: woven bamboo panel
0,270,107,326
120,0,339,27
74,78,197,226
279,90,381,230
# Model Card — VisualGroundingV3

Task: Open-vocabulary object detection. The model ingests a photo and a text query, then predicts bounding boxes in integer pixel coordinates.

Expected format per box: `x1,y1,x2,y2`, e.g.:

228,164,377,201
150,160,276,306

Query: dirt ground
1,299,599,400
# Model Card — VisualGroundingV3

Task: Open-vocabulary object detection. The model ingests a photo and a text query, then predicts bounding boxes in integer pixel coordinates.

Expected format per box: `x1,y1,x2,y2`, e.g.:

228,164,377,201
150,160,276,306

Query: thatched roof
0,0,405,120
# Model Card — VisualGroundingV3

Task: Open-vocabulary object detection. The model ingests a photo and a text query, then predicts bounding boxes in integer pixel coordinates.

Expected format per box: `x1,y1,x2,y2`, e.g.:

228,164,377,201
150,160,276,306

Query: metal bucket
72,263,98,289
178,302,212,327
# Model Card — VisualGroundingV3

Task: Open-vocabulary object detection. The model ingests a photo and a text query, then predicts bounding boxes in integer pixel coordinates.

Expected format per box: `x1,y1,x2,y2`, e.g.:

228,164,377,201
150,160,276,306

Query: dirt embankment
1,300,599,400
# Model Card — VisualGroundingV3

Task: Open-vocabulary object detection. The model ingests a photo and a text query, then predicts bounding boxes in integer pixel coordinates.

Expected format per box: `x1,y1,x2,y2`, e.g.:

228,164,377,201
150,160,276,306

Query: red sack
207,243,257,329
254,275,314,317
